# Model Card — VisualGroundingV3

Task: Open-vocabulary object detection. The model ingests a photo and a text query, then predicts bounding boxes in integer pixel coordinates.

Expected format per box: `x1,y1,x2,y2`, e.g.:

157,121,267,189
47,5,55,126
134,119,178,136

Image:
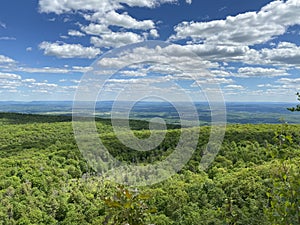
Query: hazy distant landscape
0,101,299,124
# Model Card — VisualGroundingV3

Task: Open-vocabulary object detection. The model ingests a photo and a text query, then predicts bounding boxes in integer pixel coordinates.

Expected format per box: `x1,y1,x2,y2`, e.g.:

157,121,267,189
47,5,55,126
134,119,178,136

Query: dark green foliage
103,185,156,225
287,92,300,112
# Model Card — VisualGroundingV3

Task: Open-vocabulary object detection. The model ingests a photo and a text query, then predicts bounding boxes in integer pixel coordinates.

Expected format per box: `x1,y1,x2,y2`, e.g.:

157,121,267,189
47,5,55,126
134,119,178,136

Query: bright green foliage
266,160,300,225
0,113,300,224
265,117,300,225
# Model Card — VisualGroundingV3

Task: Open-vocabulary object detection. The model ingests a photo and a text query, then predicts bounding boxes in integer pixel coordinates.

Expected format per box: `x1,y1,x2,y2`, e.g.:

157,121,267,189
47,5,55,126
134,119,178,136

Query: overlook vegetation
0,113,299,224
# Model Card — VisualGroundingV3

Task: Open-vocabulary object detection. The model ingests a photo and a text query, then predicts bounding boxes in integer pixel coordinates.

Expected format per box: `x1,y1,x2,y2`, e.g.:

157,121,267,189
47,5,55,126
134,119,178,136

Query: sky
0,0,300,102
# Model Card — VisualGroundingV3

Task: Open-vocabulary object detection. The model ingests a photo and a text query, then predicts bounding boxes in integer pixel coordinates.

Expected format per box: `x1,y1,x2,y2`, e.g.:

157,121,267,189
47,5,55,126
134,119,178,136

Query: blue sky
0,0,300,102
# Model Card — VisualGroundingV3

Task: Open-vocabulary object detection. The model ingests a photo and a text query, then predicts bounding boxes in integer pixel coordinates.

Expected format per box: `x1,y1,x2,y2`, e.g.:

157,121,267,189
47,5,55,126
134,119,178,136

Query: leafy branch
287,92,300,112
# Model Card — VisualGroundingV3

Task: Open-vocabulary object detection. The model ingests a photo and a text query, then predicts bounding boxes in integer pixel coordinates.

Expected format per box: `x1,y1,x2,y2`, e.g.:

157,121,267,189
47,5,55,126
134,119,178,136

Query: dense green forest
0,113,299,224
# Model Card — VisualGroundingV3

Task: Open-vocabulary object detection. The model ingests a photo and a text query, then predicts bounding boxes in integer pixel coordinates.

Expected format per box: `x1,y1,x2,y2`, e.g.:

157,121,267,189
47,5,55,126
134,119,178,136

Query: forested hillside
0,113,299,224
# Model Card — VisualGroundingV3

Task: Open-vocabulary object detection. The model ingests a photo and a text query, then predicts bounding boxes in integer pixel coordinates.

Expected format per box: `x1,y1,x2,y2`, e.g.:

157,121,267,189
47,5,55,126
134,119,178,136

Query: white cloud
80,23,111,36
225,85,245,90
261,42,300,67
14,66,92,74
18,66,70,74
149,29,159,38
99,11,155,30
26,47,33,52
39,0,118,14
80,10,156,49
39,0,182,51
0,80,21,90
0,55,15,64
192,78,234,86
237,67,289,78
0,73,21,80
170,0,300,46
210,70,233,77
91,32,144,48
28,82,59,93
0,21,6,29
0,73,22,91
97,44,218,74
274,77,300,91
186,0,192,4
39,0,178,14
184,44,253,61
68,30,85,37
35,82,58,88
0,37,16,41
60,35,69,39
257,83,274,88
72,66,93,73
61,85,78,90
39,42,101,58
120,70,148,77
120,0,177,8
144,41,300,70
277,77,300,85
70,79,81,83
22,79,36,83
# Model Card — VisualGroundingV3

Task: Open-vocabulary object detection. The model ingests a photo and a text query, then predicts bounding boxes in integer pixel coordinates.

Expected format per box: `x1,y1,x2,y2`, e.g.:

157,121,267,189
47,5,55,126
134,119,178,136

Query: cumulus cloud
39,42,101,58
30,82,58,88
68,30,85,37
149,29,159,38
38,0,178,14
0,72,22,92
96,44,223,87
276,77,300,85
261,42,300,67
225,85,245,90
210,70,233,77
170,0,300,46
90,32,144,48
237,67,289,78
192,77,234,85
39,0,179,49
156,41,300,69
274,77,300,91
16,66,92,74
22,79,36,83
186,0,192,4
257,84,275,88
0,80,21,90
72,66,93,73
97,44,217,72
98,11,155,30
80,23,111,36
39,0,117,14
18,66,70,74
0,55,15,64
119,70,148,77
38,0,194,52
0,72,21,80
